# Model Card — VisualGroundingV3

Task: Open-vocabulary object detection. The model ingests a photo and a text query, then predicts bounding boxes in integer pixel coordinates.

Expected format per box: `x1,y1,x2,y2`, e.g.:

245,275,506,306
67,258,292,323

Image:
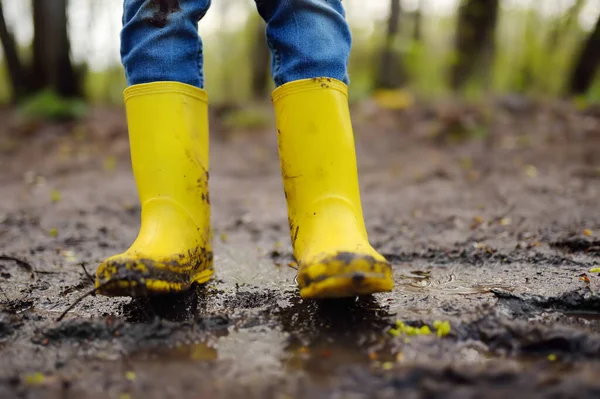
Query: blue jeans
121,0,351,89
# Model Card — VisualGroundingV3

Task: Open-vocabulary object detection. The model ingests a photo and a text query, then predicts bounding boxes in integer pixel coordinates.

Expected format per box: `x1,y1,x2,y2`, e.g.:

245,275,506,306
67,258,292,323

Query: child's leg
255,0,394,299
255,0,351,86
121,0,210,87
95,0,214,297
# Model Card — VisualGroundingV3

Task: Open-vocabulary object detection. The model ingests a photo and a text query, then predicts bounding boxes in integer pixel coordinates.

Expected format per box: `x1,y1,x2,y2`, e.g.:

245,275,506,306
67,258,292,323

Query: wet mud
1,100,600,398
147,0,181,28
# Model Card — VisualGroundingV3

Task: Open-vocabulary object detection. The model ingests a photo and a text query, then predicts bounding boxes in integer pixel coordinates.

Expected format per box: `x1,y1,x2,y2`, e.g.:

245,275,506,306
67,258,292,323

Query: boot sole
96,266,214,297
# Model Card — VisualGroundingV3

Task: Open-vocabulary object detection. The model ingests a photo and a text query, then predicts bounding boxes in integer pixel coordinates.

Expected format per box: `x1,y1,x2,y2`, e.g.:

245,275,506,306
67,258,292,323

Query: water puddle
282,339,392,384
397,270,514,295
273,296,397,382
562,311,600,321
129,341,219,363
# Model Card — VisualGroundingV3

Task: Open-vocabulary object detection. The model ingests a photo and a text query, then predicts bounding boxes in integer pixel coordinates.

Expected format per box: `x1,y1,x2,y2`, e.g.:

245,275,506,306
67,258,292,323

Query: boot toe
297,252,394,299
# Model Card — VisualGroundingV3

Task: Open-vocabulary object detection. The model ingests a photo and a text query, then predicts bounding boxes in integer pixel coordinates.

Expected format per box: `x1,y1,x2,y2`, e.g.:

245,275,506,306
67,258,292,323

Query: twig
0,255,36,280
36,271,65,275
80,263,94,285
56,281,111,322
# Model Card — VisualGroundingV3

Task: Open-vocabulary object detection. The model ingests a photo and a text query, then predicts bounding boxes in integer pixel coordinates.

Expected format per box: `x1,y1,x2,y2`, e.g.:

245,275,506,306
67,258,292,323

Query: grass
18,90,87,121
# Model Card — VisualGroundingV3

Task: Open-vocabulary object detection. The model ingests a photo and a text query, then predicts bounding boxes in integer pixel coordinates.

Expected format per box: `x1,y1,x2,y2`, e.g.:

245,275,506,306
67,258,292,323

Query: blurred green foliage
18,90,87,121
0,4,598,107
221,106,273,131
84,67,128,105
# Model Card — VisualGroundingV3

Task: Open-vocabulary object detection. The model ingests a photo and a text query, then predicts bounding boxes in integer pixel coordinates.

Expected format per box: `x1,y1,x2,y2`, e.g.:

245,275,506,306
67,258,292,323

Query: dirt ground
1,97,599,399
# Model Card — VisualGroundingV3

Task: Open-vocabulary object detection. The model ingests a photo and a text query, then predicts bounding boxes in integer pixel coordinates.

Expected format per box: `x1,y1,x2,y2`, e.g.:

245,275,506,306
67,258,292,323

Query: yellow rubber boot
273,78,394,299
95,82,213,296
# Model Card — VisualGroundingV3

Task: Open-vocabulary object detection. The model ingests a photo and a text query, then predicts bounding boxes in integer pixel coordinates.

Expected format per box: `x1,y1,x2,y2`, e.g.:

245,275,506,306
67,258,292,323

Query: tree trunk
413,0,424,42
32,0,80,97
0,0,28,101
450,0,499,91
376,0,403,89
250,18,270,100
568,14,600,95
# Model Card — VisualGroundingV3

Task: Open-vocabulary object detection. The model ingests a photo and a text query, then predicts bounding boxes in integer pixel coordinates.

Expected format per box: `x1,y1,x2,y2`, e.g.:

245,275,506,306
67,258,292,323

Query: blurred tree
450,0,499,91
375,0,404,89
0,0,28,101
32,0,81,97
413,0,424,42
568,12,600,95
250,18,270,100
0,0,81,101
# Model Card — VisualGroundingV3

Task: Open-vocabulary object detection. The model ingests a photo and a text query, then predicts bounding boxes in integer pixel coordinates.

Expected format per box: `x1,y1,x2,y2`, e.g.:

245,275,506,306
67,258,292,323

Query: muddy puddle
1,104,600,397
562,311,600,321
396,269,515,294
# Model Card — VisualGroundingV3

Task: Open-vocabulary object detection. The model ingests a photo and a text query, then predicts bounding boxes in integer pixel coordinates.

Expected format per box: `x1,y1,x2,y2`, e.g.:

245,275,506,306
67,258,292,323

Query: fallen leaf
524,165,538,178
24,372,45,386
188,343,218,361
393,321,432,337
499,217,512,226
589,268,600,273
61,250,77,262
473,242,489,250
419,325,432,335
50,190,61,203
584,229,593,237
104,156,117,173
433,320,452,337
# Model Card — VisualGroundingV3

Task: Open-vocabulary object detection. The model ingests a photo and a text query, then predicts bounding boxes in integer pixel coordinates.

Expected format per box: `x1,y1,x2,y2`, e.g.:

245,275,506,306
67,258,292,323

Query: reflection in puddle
397,270,514,295
562,311,600,321
275,296,395,382
130,342,218,363
284,341,376,384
